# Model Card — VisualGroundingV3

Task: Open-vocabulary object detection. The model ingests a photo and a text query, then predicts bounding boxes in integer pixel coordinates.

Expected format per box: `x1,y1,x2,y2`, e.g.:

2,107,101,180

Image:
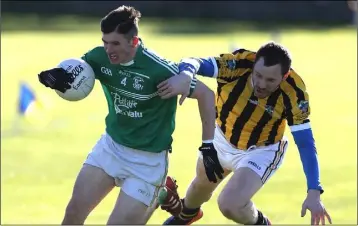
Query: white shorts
84,133,169,206
200,126,288,184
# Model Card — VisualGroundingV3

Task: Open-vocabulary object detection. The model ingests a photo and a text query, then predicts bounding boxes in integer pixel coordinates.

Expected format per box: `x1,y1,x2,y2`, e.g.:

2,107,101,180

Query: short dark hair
100,5,141,40
255,41,291,76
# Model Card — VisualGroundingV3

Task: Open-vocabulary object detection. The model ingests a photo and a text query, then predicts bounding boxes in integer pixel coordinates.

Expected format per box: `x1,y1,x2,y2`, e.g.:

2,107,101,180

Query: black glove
199,142,224,183
38,68,75,93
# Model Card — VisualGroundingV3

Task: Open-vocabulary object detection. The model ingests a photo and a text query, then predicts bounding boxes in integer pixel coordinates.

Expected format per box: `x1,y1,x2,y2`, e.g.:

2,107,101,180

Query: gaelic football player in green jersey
37,5,223,225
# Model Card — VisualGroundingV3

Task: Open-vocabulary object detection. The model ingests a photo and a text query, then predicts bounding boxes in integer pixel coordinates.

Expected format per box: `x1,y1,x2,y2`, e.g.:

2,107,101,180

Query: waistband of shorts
104,132,171,154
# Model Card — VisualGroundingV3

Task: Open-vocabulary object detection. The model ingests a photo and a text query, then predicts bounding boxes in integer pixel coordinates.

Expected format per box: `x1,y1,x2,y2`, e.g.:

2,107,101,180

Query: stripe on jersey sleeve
209,57,219,78
290,122,311,132
142,49,179,75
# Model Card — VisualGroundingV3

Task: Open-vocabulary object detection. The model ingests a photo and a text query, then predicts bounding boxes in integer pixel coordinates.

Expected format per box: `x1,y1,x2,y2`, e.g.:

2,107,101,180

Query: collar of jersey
119,38,144,66
120,60,134,66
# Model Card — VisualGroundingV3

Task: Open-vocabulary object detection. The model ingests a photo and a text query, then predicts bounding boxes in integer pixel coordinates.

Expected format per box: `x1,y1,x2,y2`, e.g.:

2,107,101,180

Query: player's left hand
157,71,192,105
301,189,332,225
199,142,224,183
38,68,75,93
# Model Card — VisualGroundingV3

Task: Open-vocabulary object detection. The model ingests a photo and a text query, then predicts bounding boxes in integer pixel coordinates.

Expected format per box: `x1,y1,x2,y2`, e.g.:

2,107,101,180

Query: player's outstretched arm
291,125,332,225
158,53,231,103
158,50,248,104
179,50,254,81
189,80,224,183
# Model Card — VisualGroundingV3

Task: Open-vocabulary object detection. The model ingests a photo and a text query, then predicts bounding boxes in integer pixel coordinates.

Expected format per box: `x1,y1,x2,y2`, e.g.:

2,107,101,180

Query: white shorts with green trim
85,133,169,206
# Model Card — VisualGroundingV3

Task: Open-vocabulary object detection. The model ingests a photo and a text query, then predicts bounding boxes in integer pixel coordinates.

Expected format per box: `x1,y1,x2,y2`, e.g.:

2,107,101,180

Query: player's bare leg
107,176,179,224
163,157,231,225
107,190,155,224
62,164,115,225
185,157,231,208
217,167,270,225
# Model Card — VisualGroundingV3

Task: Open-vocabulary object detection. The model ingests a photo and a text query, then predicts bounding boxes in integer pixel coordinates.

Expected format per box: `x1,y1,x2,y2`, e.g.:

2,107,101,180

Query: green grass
1,25,357,224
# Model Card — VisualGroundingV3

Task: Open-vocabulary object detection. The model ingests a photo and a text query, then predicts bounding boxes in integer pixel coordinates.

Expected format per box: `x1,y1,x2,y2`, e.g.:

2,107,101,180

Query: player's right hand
301,190,332,225
157,71,192,105
199,143,224,183
38,68,74,93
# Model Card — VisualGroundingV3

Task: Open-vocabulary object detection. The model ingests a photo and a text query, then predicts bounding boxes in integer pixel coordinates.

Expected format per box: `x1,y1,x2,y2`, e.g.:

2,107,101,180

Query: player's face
252,57,284,99
102,32,136,64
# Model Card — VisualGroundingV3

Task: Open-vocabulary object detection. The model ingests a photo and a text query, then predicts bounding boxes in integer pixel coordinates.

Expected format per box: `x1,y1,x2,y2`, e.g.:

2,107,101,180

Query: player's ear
132,36,139,47
283,71,290,80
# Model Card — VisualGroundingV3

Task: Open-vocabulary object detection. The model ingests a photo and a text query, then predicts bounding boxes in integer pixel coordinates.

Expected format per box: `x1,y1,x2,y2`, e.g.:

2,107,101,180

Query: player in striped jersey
37,5,221,225
161,42,332,225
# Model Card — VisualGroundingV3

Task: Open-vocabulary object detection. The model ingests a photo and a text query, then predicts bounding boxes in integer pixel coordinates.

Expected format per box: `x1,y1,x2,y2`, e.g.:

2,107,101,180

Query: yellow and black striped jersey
212,49,310,150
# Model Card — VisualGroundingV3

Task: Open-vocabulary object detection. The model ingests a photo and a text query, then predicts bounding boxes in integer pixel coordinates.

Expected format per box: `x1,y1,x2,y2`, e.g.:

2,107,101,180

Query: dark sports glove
199,142,224,183
38,68,75,93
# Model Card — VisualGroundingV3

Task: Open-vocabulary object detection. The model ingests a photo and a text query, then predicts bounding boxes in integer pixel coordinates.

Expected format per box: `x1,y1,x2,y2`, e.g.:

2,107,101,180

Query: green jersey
81,41,179,153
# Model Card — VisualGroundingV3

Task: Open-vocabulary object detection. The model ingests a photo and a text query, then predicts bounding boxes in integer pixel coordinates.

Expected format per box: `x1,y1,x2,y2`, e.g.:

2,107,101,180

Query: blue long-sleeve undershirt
292,128,323,193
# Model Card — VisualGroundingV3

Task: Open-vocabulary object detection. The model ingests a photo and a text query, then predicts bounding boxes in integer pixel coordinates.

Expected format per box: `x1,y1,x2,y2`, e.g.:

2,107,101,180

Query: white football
55,58,95,101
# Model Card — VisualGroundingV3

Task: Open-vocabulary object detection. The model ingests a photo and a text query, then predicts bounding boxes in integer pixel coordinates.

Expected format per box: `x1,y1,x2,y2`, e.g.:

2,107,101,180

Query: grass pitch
1,22,357,224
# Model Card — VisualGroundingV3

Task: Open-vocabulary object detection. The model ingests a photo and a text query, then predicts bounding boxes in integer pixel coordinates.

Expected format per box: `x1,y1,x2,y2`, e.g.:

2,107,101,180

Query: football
55,58,95,101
